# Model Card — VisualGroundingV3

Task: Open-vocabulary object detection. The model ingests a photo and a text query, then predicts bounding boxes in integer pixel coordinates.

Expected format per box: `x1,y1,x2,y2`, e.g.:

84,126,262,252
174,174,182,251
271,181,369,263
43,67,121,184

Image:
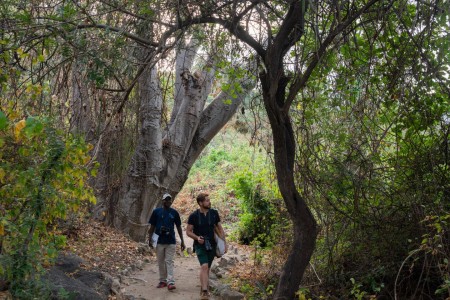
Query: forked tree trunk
109,40,254,241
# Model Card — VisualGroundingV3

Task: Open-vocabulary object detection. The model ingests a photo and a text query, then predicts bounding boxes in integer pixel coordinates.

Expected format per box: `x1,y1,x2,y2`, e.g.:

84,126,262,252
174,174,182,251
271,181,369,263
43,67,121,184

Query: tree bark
261,72,318,299
109,41,254,241
70,59,94,140
258,2,319,297
111,65,164,239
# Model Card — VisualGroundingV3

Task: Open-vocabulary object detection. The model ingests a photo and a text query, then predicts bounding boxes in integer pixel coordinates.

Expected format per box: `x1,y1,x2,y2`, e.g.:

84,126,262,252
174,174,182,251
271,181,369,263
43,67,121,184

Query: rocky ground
50,219,249,300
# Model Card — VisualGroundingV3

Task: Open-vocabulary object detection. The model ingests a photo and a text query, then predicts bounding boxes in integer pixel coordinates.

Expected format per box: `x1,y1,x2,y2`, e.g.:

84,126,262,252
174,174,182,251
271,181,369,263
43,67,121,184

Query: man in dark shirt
148,193,185,290
186,193,227,300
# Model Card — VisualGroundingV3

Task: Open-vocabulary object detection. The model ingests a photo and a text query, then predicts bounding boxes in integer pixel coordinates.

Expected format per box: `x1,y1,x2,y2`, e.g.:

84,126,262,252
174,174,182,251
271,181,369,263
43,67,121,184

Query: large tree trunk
111,64,164,239
109,41,254,241
70,59,94,140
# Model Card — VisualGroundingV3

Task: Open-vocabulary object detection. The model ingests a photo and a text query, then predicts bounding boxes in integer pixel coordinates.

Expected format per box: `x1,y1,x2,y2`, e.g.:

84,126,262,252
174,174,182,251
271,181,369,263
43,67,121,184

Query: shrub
0,110,96,298
227,170,282,247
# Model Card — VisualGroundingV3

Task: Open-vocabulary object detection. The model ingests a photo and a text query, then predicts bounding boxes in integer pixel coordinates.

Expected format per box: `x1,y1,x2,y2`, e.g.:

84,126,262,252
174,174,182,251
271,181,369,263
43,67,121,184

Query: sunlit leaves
216,59,247,101
0,109,97,294
13,119,26,140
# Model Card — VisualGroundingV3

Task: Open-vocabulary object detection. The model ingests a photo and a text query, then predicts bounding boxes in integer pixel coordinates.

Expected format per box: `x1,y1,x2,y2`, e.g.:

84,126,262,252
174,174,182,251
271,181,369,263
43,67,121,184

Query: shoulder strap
211,209,217,224
197,209,214,226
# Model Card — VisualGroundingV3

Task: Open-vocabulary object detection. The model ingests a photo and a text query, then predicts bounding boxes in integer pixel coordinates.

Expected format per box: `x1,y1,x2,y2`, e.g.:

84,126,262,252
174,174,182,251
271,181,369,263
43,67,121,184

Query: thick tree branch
172,77,255,191
171,39,200,126
273,0,307,57
163,71,209,182
179,17,266,58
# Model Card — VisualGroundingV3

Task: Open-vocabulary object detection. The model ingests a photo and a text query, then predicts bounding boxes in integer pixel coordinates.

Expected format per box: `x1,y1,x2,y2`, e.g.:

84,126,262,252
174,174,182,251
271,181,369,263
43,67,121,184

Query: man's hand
149,238,154,249
181,241,186,251
148,224,156,249
198,236,205,245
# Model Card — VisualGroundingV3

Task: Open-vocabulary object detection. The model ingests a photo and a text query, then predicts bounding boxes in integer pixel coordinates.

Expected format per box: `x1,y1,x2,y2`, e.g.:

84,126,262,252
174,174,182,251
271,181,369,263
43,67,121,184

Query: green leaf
0,111,8,130
24,117,44,137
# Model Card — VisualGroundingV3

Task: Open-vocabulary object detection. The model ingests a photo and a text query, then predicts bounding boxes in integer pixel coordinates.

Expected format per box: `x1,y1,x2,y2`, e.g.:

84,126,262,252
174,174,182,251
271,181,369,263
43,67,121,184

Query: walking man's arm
176,224,186,251
187,224,204,244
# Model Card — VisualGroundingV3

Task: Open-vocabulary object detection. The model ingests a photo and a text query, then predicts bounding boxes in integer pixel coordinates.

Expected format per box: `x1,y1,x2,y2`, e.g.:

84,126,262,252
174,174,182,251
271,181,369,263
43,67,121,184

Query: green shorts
194,244,216,268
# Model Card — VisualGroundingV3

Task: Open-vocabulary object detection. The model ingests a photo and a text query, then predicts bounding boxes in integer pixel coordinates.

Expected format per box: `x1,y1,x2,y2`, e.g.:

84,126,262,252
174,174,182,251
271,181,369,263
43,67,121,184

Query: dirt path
121,232,220,300
121,255,219,300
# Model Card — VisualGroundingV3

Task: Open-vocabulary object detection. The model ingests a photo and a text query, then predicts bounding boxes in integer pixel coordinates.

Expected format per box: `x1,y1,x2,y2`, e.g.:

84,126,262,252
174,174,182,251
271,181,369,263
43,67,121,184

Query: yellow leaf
14,119,26,140
0,224,4,236
0,168,5,183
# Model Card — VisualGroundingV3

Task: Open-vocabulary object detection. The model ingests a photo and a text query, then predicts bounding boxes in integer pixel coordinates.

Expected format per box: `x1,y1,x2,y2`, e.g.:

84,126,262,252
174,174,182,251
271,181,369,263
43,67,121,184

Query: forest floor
63,194,202,279
65,219,220,299
65,209,254,299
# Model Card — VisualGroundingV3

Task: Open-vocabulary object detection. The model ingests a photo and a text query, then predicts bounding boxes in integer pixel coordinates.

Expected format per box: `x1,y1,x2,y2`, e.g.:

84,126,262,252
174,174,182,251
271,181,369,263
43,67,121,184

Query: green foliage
240,282,255,295
186,124,291,251
280,0,450,298
0,109,96,298
227,170,280,247
293,3,450,296
414,213,450,297
192,148,232,174
349,278,367,300
216,61,247,101
186,127,285,244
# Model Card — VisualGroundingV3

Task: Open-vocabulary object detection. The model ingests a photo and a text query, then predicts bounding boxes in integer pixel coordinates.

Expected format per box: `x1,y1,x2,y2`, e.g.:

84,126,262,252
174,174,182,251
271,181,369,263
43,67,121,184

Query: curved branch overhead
179,17,266,58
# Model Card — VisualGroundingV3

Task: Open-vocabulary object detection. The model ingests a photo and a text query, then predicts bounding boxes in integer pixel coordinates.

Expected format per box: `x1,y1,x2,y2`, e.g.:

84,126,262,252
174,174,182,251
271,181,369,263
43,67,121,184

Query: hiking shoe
167,283,176,290
157,281,167,288
200,290,210,299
